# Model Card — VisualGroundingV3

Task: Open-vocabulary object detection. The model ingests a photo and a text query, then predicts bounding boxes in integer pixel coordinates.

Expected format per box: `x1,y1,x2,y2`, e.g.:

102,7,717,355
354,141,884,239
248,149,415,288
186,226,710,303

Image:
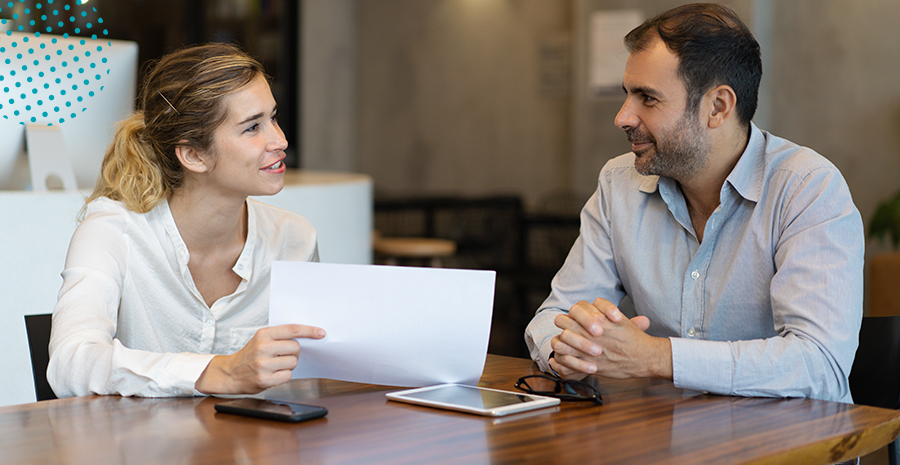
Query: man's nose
614,99,638,131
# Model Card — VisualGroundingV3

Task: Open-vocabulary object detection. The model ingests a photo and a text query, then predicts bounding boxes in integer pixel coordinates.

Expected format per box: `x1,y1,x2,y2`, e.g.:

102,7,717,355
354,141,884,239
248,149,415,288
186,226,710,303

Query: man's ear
705,85,737,129
175,144,210,174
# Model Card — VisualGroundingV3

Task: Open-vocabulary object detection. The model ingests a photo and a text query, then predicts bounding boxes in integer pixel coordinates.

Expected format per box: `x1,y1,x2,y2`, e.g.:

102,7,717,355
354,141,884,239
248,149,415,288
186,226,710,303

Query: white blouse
48,197,318,398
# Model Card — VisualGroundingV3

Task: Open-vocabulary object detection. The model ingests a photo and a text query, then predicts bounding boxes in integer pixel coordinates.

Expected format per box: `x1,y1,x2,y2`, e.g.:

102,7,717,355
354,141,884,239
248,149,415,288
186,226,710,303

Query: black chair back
849,315,900,410
849,314,900,465
24,314,57,401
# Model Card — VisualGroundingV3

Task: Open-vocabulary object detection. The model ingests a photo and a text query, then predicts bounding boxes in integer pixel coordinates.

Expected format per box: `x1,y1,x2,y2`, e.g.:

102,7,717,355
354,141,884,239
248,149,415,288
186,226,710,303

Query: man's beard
626,111,710,182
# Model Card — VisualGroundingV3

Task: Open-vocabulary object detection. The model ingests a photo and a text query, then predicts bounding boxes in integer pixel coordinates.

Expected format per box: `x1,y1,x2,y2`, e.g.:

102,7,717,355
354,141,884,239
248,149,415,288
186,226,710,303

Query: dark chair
508,214,581,349
24,313,57,401
374,195,524,271
849,315,900,465
374,195,526,356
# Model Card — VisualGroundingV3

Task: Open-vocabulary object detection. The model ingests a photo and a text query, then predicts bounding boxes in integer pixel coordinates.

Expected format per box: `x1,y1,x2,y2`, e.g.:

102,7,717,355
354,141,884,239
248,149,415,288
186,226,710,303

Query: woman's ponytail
85,112,169,213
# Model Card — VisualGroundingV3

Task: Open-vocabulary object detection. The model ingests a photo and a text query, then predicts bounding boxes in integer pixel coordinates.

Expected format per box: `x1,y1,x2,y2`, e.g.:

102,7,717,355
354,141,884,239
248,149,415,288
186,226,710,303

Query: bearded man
525,3,863,404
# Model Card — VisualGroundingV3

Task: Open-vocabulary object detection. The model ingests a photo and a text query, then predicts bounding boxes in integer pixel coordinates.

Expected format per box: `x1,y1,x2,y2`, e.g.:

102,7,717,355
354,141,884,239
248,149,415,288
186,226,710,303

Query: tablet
386,384,560,417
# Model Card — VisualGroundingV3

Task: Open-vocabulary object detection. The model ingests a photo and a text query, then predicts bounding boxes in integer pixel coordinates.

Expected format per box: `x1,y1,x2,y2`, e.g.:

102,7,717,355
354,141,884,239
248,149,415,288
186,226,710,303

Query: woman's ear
175,144,210,174
705,85,737,129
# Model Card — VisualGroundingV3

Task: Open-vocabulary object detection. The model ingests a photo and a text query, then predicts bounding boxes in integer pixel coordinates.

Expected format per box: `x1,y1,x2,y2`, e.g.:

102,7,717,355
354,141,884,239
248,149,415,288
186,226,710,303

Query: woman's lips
262,159,286,172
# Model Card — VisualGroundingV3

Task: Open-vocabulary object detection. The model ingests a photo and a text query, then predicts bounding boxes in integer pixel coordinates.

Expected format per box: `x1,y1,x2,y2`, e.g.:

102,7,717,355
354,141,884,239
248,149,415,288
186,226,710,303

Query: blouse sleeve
47,205,213,398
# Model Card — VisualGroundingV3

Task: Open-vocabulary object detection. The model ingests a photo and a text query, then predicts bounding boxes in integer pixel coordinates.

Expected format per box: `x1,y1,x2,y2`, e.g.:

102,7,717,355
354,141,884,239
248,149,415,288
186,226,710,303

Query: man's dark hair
624,3,762,127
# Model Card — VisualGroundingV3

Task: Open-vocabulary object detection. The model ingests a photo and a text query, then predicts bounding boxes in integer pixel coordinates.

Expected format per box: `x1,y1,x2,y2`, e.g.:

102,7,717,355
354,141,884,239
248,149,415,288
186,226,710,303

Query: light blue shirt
525,124,863,403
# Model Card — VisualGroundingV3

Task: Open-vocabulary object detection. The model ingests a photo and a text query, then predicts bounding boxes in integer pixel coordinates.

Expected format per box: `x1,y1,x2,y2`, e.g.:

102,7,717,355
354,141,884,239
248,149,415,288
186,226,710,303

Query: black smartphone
214,398,328,423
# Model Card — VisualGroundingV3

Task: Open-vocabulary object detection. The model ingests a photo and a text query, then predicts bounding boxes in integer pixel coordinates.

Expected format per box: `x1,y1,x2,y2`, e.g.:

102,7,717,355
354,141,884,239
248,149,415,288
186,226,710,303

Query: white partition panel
0,191,84,406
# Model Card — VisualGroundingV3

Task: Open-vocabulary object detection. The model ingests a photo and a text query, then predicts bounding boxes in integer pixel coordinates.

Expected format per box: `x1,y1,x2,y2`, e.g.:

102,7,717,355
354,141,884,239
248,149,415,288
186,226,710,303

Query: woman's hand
195,324,326,395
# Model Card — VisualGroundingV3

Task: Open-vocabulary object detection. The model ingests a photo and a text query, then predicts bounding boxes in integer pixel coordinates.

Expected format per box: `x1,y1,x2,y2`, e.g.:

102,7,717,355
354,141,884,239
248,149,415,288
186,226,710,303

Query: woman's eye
245,123,259,133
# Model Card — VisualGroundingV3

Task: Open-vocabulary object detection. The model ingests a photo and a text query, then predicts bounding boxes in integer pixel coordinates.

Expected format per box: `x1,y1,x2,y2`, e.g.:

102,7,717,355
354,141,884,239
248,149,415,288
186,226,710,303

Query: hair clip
157,90,181,116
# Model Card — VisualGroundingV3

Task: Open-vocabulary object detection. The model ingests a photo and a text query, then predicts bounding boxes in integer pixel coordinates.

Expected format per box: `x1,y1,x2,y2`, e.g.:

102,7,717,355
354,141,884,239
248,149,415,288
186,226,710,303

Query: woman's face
200,74,288,199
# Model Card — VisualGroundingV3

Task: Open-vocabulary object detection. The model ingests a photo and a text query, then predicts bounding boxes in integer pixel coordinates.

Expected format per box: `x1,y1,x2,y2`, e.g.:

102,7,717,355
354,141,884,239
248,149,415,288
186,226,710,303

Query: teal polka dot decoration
0,0,111,125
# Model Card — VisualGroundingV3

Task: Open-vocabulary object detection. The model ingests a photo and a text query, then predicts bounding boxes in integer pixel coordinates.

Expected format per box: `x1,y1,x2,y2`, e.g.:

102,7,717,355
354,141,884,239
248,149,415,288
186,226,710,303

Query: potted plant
868,189,900,316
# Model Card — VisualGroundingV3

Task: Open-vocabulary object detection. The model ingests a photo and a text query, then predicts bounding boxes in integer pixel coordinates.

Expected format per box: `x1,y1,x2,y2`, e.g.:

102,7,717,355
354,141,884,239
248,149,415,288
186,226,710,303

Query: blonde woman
48,43,325,398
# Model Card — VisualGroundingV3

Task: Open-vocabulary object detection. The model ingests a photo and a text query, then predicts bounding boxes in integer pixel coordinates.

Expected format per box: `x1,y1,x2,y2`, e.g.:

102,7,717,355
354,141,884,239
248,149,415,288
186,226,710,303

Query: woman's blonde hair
86,43,266,213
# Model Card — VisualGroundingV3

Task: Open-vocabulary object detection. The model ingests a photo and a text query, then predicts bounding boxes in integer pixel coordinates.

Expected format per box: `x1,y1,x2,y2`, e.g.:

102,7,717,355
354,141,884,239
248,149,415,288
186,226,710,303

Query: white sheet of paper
269,261,496,387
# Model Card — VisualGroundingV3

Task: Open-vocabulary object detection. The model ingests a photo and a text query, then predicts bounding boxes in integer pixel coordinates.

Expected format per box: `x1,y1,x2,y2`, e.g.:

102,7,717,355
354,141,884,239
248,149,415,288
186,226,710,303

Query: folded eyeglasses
515,374,603,405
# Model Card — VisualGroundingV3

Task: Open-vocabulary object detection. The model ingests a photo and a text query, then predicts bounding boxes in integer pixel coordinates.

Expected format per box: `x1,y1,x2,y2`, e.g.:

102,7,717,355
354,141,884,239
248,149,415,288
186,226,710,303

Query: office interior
308,0,900,329
316,6,900,463
2,0,898,398
3,0,899,353
2,1,900,462
312,0,900,357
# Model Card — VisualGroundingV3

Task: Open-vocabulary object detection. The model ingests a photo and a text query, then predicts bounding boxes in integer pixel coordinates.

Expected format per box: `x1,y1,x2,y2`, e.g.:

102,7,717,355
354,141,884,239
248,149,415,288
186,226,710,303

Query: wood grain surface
2,355,898,464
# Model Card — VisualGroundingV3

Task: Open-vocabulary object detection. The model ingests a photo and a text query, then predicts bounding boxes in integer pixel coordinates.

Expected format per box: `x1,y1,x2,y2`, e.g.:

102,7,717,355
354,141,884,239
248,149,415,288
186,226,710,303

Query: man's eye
643,96,657,105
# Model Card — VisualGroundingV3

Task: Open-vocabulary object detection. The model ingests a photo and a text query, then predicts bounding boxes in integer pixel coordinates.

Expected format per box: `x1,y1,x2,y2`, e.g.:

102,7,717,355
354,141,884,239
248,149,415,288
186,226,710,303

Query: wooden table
2,355,899,464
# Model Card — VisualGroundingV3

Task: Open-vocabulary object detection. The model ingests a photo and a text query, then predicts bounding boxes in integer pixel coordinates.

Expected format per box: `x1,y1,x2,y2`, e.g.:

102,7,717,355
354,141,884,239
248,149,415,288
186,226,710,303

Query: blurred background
3,0,899,357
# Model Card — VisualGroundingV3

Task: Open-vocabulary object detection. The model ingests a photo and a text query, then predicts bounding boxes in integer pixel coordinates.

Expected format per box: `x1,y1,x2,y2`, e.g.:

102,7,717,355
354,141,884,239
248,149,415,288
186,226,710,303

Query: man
525,3,863,403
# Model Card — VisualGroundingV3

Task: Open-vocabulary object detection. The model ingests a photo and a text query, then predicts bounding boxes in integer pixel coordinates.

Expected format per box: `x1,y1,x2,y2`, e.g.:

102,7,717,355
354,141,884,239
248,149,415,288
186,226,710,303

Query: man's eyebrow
623,85,660,98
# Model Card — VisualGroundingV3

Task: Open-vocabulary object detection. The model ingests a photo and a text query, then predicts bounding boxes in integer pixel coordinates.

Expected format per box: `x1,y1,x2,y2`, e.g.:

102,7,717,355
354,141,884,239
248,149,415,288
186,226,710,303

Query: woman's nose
270,123,288,152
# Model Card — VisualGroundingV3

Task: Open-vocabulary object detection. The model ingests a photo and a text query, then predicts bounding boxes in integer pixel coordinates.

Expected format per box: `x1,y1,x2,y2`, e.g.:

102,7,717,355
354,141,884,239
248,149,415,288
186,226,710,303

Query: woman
47,43,325,398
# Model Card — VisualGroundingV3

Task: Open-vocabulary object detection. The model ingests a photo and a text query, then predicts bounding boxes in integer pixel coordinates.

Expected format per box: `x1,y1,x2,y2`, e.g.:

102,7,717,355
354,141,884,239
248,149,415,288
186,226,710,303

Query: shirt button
690,270,700,280
687,327,696,338
206,319,213,326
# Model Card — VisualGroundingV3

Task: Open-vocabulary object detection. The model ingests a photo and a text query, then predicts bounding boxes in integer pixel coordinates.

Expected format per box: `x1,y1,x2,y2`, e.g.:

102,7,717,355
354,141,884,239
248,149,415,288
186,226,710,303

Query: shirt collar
158,198,191,273
158,198,255,282
724,122,765,204
232,200,255,281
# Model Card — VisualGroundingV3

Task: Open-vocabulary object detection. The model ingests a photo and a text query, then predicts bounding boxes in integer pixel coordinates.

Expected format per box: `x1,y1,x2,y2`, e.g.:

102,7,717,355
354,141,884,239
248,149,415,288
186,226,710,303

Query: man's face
614,38,710,182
